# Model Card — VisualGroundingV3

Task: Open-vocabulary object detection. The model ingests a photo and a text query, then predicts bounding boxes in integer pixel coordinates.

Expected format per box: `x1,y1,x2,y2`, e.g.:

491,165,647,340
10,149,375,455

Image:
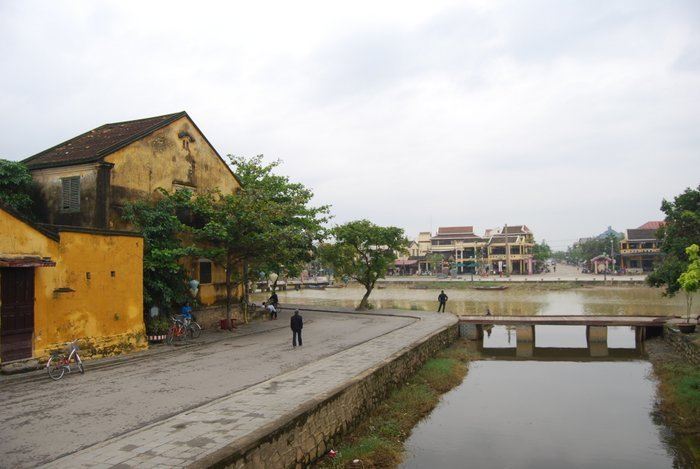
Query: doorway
1,268,35,361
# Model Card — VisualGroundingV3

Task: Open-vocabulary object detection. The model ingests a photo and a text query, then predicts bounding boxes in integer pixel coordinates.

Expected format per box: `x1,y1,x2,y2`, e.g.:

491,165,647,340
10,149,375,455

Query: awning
0,256,56,267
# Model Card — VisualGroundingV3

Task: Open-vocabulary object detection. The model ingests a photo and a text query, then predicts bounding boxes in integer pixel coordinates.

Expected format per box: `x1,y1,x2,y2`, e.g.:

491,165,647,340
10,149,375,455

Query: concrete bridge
459,315,672,358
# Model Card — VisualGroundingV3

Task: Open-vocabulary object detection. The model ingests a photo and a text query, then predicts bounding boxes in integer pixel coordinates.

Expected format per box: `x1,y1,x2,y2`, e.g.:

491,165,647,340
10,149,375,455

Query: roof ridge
98,111,186,128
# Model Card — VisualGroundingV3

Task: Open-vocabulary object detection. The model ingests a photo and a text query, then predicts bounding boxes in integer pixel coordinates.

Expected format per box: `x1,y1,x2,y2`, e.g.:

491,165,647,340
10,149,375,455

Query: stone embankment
664,326,700,365
42,307,457,468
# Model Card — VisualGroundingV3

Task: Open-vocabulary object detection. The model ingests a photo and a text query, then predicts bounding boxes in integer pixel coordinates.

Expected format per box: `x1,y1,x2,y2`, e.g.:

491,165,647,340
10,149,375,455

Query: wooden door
1,268,35,361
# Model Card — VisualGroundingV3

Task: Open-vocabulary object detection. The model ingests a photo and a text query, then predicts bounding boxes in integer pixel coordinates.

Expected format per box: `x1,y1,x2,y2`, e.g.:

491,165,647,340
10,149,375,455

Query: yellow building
416,225,535,275
23,111,242,307
0,205,144,366
619,222,664,273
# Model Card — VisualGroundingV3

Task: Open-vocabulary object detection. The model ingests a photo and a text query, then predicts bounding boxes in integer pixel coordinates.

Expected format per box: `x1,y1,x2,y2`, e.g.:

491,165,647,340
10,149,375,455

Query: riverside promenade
1,307,456,468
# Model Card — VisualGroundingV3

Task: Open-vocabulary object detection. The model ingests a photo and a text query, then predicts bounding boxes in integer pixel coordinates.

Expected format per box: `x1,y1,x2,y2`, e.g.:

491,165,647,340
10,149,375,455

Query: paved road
0,309,414,468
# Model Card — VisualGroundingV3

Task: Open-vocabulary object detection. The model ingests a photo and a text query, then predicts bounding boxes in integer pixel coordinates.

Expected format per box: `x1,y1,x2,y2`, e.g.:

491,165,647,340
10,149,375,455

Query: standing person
437,290,448,312
269,291,279,308
291,309,303,347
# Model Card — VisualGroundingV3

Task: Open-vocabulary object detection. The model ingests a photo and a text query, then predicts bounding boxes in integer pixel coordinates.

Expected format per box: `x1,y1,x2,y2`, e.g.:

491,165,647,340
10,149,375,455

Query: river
259,284,692,468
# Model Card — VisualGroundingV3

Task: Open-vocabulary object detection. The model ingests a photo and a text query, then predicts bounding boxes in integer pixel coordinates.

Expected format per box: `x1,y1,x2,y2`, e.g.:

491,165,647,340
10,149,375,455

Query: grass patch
315,340,478,468
647,341,700,462
654,362,700,433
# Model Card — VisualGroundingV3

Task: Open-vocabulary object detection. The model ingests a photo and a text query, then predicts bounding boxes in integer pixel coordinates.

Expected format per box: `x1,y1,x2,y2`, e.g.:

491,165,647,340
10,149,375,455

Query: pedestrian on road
437,290,448,312
291,309,303,347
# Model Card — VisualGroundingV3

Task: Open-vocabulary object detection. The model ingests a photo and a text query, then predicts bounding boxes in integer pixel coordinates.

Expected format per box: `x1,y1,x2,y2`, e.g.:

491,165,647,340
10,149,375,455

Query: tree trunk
243,259,250,323
357,285,373,311
225,252,233,330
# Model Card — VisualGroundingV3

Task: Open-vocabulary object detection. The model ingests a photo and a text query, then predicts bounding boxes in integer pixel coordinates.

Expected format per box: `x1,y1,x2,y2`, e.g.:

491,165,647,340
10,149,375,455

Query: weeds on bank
655,362,700,432
316,340,478,468
649,352,700,462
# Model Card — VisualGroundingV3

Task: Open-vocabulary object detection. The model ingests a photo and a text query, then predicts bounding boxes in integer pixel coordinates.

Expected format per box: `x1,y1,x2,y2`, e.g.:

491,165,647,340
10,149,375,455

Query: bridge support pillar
586,326,608,357
460,323,483,340
516,325,535,358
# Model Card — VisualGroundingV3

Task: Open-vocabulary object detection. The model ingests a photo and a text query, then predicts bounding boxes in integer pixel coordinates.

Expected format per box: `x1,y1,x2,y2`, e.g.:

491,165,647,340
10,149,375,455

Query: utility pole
505,223,511,276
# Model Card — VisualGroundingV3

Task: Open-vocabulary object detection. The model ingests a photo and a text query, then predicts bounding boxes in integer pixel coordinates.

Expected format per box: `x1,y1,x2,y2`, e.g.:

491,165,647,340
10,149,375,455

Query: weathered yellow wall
34,231,145,358
105,115,240,230
0,209,145,362
29,164,99,227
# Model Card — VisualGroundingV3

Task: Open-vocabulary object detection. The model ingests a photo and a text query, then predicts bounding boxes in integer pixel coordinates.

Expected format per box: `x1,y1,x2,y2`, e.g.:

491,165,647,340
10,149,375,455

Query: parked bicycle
166,316,188,344
46,339,84,380
180,312,202,339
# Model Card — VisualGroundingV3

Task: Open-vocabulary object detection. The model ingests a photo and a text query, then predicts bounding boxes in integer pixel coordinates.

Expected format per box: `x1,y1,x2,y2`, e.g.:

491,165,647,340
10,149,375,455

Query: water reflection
402,361,676,469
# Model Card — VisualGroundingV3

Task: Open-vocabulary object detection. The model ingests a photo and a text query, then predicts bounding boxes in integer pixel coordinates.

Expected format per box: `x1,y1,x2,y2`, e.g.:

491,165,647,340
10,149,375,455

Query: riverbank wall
664,327,700,366
205,319,458,468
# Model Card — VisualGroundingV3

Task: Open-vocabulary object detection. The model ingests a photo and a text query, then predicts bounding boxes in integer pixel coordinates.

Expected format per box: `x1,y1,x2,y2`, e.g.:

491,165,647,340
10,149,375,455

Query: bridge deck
457,315,671,327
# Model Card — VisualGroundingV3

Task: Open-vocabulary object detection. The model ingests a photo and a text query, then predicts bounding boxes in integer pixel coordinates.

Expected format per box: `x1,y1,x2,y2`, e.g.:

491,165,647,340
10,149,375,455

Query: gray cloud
1,0,698,247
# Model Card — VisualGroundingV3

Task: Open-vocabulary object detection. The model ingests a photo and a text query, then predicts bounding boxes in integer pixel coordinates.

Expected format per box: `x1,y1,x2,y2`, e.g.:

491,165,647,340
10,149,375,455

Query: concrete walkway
37,308,455,468
0,307,455,468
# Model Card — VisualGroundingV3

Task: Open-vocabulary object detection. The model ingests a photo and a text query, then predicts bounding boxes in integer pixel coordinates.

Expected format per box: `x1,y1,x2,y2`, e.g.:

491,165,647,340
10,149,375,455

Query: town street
0,309,414,468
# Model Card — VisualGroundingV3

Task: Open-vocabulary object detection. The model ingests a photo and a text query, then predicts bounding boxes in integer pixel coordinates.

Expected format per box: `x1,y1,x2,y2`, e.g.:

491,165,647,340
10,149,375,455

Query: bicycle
46,339,84,380
166,316,189,344
180,314,202,339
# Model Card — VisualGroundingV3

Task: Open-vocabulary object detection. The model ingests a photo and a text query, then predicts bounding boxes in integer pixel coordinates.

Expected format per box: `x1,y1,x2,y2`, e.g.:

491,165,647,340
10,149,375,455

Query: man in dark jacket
290,309,303,347
437,290,448,312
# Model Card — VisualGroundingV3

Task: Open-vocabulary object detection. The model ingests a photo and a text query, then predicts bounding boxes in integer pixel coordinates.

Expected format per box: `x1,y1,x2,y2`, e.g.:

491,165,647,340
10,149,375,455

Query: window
61,176,80,212
199,260,212,284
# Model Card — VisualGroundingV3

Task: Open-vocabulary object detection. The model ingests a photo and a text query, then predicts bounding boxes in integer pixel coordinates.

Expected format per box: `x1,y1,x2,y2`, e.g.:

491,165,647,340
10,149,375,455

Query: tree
319,220,408,310
648,185,700,295
0,159,36,216
426,253,444,273
567,235,620,266
678,244,700,323
123,189,195,313
191,155,329,323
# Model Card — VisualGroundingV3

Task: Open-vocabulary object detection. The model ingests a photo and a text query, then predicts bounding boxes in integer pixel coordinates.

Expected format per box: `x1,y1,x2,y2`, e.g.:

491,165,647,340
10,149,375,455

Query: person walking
437,290,448,312
291,309,303,347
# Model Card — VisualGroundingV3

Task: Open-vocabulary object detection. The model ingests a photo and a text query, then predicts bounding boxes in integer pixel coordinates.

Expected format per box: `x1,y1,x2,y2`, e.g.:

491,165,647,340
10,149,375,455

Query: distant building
596,226,623,239
484,225,535,275
401,224,536,275
619,222,664,273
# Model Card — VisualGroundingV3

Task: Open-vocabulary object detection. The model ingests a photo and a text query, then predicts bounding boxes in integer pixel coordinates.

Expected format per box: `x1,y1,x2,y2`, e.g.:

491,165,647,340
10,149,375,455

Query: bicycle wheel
188,322,202,339
166,326,175,345
47,354,66,380
76,355,85,374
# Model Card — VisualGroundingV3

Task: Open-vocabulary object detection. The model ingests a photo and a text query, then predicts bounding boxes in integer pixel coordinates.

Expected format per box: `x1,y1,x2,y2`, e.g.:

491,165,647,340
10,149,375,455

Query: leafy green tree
678,244,700,323
319,220,408,310
567,235,619,266
191,155,329,323
123,189,195,313
648,185,700,295
0,159,36,216
426,253,444,273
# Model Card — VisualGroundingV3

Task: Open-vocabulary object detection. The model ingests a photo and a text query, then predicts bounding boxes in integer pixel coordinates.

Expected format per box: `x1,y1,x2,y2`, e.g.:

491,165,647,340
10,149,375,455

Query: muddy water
401,325,693,468
263,285,686,317
262,286,691,467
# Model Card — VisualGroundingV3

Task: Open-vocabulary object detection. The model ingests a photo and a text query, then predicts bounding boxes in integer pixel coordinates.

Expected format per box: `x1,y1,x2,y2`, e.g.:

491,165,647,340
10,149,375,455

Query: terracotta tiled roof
637,221,665,230
626,229,659,241
24,112,187,169
502,225,530,234
437,226,473,235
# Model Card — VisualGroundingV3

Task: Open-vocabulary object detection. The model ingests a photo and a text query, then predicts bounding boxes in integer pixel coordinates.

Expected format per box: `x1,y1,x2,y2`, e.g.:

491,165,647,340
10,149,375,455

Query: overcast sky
1,1,698,249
